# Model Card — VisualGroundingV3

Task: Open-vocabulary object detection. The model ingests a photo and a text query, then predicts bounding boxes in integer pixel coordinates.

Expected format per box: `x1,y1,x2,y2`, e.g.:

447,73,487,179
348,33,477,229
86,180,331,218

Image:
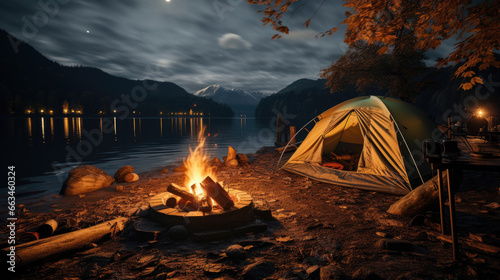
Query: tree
249,0,500,91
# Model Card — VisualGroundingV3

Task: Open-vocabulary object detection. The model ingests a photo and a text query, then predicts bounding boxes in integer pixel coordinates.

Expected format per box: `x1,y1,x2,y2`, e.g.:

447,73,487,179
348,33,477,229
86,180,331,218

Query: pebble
115,185,124,192
225,244,246,260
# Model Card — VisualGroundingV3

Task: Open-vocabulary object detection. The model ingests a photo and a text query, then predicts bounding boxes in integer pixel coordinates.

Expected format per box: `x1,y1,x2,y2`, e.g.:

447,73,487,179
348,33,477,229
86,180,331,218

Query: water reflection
27,117,32,140
160,118,163,137
133,117,136,137
63,117,69,142
114,117,117,141
50,118,54,141
11,117,218,144
41,117,45,143
76,117,82,140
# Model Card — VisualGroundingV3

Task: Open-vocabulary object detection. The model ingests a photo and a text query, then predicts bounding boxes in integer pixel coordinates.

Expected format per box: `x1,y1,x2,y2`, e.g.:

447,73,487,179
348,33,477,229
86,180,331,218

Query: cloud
218,33,252,50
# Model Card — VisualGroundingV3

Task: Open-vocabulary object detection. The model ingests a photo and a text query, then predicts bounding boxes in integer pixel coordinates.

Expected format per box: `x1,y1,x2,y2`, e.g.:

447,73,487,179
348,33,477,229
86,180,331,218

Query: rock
227,146,237,160
352,267,383,280
161,169,169,174
115,185,124,192
225,159,239,168
173,166,187,172
114,165,134,182
484,202,500,209
410,214,426,226
375,232,391,238
374,238,415,252
167,225,189,241
306,265,320,279
61,165,114,195
320,265,342,280
378,218,405,227
242,259,275,280
226,244,246,260
124,173,139,182
237,153,248,164
210,157,221,165
204,263,226,276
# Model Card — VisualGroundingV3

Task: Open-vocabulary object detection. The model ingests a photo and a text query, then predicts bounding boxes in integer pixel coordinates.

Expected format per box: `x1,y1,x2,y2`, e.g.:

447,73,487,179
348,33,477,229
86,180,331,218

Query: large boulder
114,165,134,182
227,146,237,160
61,165,114,195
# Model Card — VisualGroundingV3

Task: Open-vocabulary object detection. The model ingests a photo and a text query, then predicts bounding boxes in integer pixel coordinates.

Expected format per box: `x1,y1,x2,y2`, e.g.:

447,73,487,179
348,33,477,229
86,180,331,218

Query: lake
0,116,279,206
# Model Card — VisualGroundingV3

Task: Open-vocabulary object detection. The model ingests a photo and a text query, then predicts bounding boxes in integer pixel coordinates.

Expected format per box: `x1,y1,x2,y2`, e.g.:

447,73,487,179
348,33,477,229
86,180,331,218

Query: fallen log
167,183,200,209
427,231,500,254
387,170,448,217
3,217,129,268
200,176,234,210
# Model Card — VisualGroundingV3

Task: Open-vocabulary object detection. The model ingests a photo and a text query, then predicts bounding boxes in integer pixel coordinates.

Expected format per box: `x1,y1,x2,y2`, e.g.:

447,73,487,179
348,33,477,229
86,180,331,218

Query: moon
166,0,171,2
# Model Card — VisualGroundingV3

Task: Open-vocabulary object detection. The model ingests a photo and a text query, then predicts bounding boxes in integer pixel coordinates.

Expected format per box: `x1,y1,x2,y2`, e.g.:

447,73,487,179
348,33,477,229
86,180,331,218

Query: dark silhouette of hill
255,79,365,120
257,65,500,127
0,29,233,117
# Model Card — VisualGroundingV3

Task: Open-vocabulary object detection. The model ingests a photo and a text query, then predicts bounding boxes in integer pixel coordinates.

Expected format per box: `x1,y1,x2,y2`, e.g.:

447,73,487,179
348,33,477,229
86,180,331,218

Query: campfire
166,128,235,213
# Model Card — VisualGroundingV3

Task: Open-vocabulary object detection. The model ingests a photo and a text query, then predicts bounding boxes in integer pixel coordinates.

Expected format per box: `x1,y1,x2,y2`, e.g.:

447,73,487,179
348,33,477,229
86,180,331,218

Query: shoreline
2,147,500,279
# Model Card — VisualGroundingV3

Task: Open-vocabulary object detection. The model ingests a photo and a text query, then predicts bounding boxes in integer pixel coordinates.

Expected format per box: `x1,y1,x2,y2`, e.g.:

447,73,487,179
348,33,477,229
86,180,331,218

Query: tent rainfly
282,96,444,195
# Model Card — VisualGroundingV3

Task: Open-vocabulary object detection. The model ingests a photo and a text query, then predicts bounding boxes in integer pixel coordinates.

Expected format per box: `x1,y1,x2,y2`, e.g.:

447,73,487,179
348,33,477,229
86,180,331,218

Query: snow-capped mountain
194,85,266,116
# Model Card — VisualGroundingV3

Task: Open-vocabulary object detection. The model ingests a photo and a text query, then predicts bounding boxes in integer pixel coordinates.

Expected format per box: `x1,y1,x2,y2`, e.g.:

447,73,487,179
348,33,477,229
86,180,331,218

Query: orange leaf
305,19,311,29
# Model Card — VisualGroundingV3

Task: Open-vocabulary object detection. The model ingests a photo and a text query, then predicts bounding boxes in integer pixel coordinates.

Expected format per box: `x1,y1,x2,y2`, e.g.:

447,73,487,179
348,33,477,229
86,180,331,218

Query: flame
184,126,217,198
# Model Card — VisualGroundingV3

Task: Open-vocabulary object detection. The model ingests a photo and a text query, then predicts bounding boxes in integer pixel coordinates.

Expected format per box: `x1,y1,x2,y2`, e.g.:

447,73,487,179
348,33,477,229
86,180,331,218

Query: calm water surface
0,116,276,206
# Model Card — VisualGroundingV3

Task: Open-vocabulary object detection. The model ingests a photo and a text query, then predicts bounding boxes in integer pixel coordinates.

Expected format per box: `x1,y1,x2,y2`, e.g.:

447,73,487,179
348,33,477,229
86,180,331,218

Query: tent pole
276,116,319,170
390,115,424,187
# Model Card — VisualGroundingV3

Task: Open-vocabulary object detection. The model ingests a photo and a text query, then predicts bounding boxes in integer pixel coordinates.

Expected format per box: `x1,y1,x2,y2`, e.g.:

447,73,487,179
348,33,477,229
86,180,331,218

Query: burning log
167,183,200,209
198,196,213,213
200,176,234,210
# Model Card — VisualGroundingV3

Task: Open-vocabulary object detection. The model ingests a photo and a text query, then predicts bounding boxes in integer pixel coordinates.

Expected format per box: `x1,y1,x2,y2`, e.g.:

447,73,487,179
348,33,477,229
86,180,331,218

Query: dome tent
282,96,443,195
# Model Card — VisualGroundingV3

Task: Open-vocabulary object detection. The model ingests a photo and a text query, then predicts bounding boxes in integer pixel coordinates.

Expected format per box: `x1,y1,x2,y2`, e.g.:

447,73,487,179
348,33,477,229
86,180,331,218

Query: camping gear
281,96,444,195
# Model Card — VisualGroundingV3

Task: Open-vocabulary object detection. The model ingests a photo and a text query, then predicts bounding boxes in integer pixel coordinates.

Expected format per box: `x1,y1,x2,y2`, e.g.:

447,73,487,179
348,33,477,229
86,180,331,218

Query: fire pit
148,128,255,231
148,187,254,232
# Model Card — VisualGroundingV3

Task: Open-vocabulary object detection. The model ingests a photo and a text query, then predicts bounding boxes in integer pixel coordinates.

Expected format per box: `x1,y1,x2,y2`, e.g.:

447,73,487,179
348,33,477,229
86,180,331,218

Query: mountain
256,70,500,128
0,29,233,117
255,79,365,121
194,85,266,116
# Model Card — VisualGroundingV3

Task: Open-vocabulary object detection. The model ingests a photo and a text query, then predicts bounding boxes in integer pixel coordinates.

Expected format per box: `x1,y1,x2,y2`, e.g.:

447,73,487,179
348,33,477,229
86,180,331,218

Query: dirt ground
2,147,500,280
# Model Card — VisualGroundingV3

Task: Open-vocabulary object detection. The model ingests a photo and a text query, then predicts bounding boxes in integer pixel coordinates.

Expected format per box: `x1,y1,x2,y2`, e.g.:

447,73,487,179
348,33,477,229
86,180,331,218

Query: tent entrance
321,111,364,171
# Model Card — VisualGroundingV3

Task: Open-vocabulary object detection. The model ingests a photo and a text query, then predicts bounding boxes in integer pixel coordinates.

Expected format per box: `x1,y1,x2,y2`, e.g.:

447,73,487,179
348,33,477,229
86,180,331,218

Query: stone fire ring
148,189,254,232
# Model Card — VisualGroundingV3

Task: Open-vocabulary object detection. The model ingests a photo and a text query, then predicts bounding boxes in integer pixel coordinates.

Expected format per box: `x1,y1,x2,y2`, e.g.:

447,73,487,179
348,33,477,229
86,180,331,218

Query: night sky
0,0,453,94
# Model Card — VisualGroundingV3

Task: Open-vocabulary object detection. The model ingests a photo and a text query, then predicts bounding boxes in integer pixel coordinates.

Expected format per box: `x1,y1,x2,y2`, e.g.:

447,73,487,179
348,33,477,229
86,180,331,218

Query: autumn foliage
249,0,500,91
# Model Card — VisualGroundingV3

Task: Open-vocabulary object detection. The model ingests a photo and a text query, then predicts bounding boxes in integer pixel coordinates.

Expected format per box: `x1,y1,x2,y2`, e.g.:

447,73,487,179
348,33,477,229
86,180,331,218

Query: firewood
198,196,213,213
165,197,177,208
3,217,129,267
167,183,200,209
200,176,234,210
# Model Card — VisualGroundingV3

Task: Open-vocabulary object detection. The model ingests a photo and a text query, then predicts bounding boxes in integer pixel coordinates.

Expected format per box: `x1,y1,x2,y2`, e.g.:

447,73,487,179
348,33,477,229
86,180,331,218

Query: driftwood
167,183,200,209
387,170,448,217
200,176,234,210
3,217,129,267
